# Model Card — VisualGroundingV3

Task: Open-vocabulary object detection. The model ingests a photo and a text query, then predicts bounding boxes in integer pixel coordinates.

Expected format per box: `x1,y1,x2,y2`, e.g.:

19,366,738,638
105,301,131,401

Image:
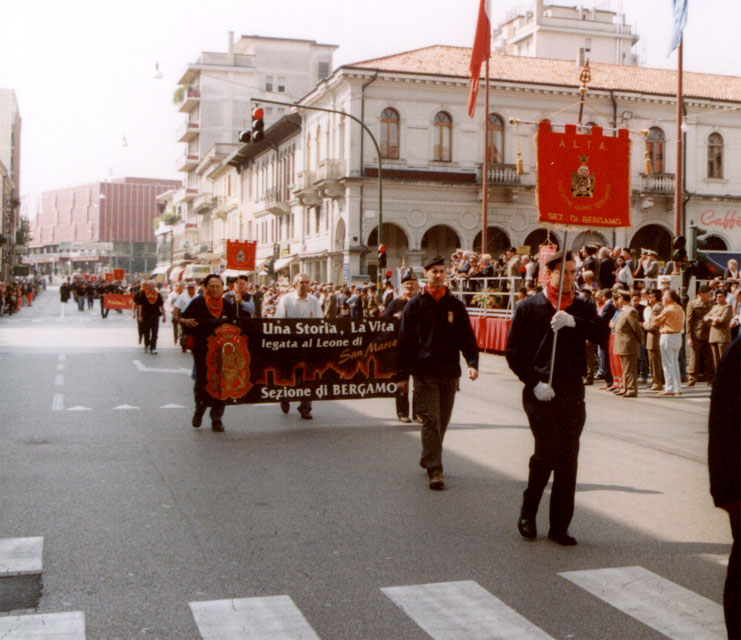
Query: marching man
506,251,607,545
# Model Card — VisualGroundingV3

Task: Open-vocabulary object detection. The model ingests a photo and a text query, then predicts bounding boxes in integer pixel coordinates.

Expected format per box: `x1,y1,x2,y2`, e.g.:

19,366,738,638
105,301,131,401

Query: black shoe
548,530,577,546
419,457,426,470
518,517,537,540
299,410,312,420
192,410,204,428
398,414,412,423
280,401,290,414
211,420,224,432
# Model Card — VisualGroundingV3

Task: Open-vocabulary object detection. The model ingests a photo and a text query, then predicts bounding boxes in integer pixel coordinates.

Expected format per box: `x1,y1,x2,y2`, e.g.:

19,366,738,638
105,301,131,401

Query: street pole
674,39,683,237
251,97,384,287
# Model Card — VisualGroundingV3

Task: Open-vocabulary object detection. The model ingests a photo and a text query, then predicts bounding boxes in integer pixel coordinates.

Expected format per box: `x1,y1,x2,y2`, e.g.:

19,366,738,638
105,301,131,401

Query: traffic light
238,129,251,144
251,107,265,143
689,223,708,260
377,244,387,271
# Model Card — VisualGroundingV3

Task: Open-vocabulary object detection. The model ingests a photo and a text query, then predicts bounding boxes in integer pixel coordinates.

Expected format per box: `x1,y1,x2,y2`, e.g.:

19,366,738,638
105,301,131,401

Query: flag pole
674,38,684,236
482,58,489,254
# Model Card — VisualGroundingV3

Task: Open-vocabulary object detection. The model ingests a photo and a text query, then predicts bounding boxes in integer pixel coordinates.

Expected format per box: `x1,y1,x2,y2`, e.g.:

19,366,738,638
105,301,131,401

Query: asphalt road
0,286,731,639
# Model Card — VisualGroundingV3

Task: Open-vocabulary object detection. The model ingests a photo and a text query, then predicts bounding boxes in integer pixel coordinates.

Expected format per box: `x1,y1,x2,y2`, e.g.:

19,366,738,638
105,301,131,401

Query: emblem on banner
570,156,595,198
205,324,252,400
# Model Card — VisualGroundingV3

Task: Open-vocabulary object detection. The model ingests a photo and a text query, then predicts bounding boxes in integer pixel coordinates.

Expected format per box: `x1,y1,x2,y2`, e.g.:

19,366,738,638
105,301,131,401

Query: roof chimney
228,31,234,64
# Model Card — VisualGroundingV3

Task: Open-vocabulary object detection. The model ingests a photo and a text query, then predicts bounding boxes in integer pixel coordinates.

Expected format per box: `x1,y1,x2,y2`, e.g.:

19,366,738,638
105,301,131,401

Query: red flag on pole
468,0,491,118
226,240,257,271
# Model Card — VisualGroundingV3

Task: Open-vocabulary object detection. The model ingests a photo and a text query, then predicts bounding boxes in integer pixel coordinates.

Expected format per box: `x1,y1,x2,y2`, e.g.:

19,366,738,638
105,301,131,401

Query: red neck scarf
145,290,158,304
424,285,447,302
545,283,574,311
204,293,224,318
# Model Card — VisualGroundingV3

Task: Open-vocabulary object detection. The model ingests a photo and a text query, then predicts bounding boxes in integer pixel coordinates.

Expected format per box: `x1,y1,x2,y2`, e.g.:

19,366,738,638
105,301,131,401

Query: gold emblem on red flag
205,324,253,400
571,156,595,198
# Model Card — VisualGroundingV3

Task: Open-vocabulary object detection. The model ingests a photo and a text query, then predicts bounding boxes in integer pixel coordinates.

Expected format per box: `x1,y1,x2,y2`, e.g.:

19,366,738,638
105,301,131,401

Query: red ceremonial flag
226,240,257,271
113,268,125,281
536,122,632,228
104,272,114,282
468,0,491,118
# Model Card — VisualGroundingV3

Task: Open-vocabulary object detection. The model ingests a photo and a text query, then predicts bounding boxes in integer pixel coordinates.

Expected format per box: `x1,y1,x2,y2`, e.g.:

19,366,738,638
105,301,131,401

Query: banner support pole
547,229,569,388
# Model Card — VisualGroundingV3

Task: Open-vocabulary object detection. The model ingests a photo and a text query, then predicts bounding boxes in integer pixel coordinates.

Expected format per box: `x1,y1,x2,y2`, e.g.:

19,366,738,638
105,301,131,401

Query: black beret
400,268,417,283
203,273,222,286
423,255,446,270
545,251,574,270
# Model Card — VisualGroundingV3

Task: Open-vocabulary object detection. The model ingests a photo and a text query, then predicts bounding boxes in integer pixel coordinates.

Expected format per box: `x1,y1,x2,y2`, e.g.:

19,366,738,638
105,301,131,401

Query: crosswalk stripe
381,580,554,640
189,595,321,640
0,612,85,639
0,537,43,576
52,393,64,412
559,566,726,640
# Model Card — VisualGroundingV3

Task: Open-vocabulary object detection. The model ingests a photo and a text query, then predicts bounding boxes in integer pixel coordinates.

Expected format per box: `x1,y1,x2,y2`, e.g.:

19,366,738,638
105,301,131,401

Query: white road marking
113,404,140,410
133,359,191,375
0,611,86,639
66,406,92,411
0,537,43,576
59,354,65,361
559,566,725,640
160,403,187,409
55,374,64,386
189,595,321,640
52,393,64,412
381,580,554,640
57,363,65,371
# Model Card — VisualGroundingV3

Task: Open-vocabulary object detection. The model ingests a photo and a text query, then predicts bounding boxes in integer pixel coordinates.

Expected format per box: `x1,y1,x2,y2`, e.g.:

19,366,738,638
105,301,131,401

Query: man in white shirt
167,282,184,345
173,281,199,351
274,272,323,419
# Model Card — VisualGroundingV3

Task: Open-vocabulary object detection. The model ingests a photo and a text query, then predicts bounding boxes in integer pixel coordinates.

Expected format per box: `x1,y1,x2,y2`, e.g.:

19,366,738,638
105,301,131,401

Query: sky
2,0,740,205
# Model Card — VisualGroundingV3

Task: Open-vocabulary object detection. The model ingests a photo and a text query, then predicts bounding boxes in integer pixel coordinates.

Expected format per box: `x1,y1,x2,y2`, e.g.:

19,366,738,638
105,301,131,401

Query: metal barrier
449,276,519,318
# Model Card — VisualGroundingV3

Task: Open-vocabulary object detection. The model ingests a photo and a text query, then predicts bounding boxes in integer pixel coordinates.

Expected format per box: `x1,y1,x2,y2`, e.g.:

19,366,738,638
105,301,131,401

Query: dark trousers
725,510,740,640
141,317,159,350
598,343,613,384
100,298,109,318
521,389,586,534
193,349,225,422
413,374,458,476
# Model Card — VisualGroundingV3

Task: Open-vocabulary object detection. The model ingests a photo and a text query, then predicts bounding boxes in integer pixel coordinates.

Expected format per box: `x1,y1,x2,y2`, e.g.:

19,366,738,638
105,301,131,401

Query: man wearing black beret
506,251,607,545
397,256,479,490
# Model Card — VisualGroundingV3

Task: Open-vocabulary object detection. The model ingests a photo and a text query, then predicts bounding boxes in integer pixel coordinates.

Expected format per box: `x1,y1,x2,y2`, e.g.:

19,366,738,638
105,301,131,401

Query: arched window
433,111,452,162
380,108,399,159
487,113,504,164
708,132,723,179
646,127,665,174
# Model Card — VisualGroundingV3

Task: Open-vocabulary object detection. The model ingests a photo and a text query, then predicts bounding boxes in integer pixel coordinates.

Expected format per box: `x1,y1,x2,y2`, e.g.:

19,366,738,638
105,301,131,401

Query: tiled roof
345,45,741,103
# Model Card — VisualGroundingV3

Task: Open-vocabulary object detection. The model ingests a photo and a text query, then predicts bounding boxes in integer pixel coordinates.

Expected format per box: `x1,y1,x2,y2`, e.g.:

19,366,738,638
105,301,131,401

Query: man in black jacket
384,268,420,423
506,251,607,545
397,256,479,490
708,337,740,639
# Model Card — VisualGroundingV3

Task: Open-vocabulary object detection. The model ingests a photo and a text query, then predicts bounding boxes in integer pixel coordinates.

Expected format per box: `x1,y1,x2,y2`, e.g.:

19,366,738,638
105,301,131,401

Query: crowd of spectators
0,277,45,317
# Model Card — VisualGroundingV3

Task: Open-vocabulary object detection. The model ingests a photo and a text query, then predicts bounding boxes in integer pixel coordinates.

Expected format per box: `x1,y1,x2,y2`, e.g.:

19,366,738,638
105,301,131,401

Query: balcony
177,88,201,113
640,173,675,194
176,152,200,173
315,159,344,198
194,193,218,214
293,170,321,206
181,188,198,202
476,163,522,202
264,186,291,215
177,121,200,143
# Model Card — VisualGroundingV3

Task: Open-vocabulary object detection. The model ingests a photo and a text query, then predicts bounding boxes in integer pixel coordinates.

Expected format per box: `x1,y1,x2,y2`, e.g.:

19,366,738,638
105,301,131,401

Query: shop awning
273,257,295,272
222,269,254,278
150,265,169,276
169,265,187,282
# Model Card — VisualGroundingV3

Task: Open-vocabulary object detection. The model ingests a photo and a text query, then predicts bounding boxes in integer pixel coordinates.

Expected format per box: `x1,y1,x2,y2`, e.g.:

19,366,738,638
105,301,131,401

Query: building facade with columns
180,46,740,284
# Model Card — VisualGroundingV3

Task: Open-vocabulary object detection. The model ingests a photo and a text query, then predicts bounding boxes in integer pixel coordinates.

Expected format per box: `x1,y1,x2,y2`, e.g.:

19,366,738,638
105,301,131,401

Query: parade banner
113,269,125,281
104,273,114,282
536,122,631,228
200,318,399,404
226,240,257,271
103,294,133,310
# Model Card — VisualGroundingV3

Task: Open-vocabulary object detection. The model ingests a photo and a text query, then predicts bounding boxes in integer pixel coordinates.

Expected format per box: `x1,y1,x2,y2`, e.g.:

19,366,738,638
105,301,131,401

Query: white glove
550,310,576,331
533,382,555,402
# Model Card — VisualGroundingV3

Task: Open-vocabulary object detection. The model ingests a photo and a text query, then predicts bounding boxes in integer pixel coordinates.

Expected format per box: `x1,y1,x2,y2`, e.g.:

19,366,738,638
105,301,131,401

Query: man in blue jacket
506,251,607,545
397,256,479,490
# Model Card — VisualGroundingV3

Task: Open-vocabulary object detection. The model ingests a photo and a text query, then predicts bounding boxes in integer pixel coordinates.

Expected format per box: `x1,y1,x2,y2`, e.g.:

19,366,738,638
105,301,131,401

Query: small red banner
103,294,133,310
104,273,114,282
226,240,257,271
113,269,125,281
536,122,631,228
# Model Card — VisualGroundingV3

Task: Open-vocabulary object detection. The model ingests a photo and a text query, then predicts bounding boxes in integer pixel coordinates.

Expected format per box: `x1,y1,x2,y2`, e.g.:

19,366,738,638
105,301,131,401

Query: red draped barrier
469,317,512,353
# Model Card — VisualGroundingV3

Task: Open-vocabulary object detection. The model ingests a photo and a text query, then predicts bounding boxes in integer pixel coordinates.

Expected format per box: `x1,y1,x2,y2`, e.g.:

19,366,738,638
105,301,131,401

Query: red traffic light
252,107,264,120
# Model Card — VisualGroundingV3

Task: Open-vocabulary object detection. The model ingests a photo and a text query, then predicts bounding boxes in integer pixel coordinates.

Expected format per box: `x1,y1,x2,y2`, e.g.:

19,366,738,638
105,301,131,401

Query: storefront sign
700,209,741,232
536,122,631,228
199,318,399,404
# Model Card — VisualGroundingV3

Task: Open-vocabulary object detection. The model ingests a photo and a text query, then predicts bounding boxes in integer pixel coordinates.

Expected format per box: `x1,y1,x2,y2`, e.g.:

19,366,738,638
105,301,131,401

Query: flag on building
668,0,688,54
226,240,257,271
467,0,491,118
